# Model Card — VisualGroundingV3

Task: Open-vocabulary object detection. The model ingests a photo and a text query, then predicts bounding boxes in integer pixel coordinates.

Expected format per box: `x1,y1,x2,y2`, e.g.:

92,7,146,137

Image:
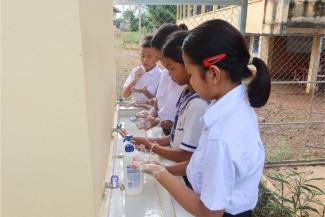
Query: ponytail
247,57,271,108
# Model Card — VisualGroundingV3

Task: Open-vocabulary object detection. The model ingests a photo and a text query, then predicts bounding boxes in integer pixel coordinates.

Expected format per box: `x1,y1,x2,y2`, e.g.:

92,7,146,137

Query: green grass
266,140,294,162
123,32,140,45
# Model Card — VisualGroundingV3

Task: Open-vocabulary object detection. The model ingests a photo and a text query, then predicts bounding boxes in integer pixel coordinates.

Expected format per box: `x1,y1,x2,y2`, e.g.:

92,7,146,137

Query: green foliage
118,6,176,33
122,32,140,45
123,9,139,31
146,5,176,29
253,171,325,217
266,140,293,162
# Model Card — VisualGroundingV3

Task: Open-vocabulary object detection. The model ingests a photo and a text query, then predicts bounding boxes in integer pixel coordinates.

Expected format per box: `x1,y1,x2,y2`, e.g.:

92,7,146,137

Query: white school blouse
156,69,185,122
170,87,207,152
123,65,162,102
186,85,265,215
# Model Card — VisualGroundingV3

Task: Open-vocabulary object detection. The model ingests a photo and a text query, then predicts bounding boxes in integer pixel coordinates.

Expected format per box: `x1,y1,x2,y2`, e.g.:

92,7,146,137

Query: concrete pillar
2,0,116,216
183,5,187,19
258,36,272,65
247,35,254,55
193,5,198,16
188,4,192,17
306,36,322,94
202,5,206,13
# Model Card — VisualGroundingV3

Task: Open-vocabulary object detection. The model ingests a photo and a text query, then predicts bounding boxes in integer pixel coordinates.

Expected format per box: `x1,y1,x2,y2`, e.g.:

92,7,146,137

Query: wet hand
118,128,129,138
134,68,144,82
132,160,166,178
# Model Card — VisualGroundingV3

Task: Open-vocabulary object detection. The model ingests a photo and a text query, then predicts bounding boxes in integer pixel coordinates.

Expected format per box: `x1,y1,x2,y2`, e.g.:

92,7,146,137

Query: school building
176,0,325,93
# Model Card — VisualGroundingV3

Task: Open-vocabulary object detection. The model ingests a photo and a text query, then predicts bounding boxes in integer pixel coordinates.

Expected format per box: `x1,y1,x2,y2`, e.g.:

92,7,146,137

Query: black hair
178,23,188,30
140,35,153,48
162,30,189,64
182,19,271,108
151,23,188,50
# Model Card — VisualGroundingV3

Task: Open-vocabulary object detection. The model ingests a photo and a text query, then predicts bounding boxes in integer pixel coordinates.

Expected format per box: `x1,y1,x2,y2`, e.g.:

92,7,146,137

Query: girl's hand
132,160,166,178
118,128,128,138
135,111,160,130
132,137,156,151
145,116,160,130
133,102,152,110
148,98,156,106
134,68,144,82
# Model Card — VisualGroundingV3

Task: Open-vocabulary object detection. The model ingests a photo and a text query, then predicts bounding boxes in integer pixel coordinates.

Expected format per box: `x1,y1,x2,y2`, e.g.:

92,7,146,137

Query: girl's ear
206,65,221,85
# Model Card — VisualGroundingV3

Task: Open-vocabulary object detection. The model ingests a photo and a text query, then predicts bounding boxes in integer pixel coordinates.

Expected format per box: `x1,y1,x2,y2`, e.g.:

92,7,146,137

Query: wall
1,0,115,216
79,0,116,216
176,0,265,33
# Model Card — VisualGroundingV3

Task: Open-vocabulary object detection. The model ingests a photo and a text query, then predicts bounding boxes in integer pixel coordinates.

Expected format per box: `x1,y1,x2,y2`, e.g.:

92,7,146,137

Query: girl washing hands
132,19,271,217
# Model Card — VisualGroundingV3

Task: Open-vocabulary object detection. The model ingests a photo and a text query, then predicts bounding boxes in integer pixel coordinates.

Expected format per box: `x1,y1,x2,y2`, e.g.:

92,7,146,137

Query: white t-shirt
186,85,265,215
123,65,162,102
170,87,207,152
156,69,185,121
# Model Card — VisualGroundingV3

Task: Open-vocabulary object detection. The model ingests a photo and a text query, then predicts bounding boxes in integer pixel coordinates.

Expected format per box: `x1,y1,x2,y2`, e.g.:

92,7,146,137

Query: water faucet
112,122,123,134
105,175,125,191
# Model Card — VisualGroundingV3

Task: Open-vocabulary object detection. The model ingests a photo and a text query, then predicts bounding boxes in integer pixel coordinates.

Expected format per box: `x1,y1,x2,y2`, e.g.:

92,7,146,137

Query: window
205,5,213,12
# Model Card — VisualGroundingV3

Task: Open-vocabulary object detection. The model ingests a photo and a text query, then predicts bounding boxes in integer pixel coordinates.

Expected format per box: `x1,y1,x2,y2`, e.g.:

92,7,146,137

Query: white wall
1,0,115,216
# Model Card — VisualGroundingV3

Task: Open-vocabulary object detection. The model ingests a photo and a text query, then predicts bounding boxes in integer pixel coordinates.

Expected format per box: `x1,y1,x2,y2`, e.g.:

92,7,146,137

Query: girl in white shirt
123,35,161,103
120,32,207,187
139,23,187,135
133,19,271,217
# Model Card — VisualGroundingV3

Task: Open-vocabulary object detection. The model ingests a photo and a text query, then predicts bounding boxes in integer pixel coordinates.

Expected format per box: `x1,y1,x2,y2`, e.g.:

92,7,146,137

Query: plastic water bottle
123,143,144,196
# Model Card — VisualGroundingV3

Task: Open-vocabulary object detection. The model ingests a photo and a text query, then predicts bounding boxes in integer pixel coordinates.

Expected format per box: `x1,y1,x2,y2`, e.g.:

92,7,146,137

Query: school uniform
170,86,207,189
123,65,162,102
186,84,265,216
170,86,207,152
156,69,185,134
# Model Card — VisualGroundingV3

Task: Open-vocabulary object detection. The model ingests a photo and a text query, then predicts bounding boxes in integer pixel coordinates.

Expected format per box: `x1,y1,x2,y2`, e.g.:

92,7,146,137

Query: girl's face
182,52,219,101
140,47,158,71
165,57,190,85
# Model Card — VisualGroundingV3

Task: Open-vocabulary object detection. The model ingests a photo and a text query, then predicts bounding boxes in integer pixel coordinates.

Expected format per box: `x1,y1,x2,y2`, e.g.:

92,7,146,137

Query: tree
123,9,139,31
121,6,177,32
146,5,176,29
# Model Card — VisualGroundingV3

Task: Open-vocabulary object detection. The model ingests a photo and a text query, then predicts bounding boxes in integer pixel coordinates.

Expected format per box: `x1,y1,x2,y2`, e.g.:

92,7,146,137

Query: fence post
240,0,248,33
306,35,322,94
138,5,142,45
258,36,272,65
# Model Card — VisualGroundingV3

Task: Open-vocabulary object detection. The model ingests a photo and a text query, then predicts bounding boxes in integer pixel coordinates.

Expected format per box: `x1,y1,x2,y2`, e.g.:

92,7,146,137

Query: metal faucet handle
105,175,125,191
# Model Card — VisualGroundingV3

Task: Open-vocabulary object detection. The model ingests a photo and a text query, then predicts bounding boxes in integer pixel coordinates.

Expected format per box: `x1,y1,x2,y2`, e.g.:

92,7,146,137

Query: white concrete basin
105,108,193,217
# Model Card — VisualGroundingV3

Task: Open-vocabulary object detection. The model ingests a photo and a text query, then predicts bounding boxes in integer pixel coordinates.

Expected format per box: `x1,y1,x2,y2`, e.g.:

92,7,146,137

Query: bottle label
127,165,140,188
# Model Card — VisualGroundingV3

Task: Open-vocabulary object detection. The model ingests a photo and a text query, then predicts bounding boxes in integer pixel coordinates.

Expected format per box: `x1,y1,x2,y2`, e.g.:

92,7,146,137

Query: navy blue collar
176,86,199,114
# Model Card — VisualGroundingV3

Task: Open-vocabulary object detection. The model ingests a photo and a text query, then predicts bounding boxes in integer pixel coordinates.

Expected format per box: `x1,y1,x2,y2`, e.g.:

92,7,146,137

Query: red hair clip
202,53,226,67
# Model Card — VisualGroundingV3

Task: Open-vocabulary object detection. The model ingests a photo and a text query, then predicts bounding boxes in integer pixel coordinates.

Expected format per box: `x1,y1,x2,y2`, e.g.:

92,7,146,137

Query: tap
105,175,125,191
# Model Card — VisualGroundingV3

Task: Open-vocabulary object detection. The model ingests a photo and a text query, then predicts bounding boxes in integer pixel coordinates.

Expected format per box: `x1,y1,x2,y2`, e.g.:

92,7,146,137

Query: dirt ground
115,46,325,161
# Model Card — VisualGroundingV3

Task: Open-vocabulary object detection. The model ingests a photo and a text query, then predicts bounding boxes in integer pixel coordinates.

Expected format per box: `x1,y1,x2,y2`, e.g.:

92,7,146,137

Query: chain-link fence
113,1,325,162
249,34,325,161
114,2,243,98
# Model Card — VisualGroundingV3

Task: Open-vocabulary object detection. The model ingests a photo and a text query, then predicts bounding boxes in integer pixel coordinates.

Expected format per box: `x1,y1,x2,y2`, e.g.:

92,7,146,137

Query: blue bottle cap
125,143,135,152
123,135,133,142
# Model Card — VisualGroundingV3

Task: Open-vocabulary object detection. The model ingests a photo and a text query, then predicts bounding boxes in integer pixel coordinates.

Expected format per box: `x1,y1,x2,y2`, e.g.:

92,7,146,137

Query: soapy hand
135,110,160,130
118,128,128,138
133,102,152,110
134,67,145,82
132,137,156,151
132,160,166,178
